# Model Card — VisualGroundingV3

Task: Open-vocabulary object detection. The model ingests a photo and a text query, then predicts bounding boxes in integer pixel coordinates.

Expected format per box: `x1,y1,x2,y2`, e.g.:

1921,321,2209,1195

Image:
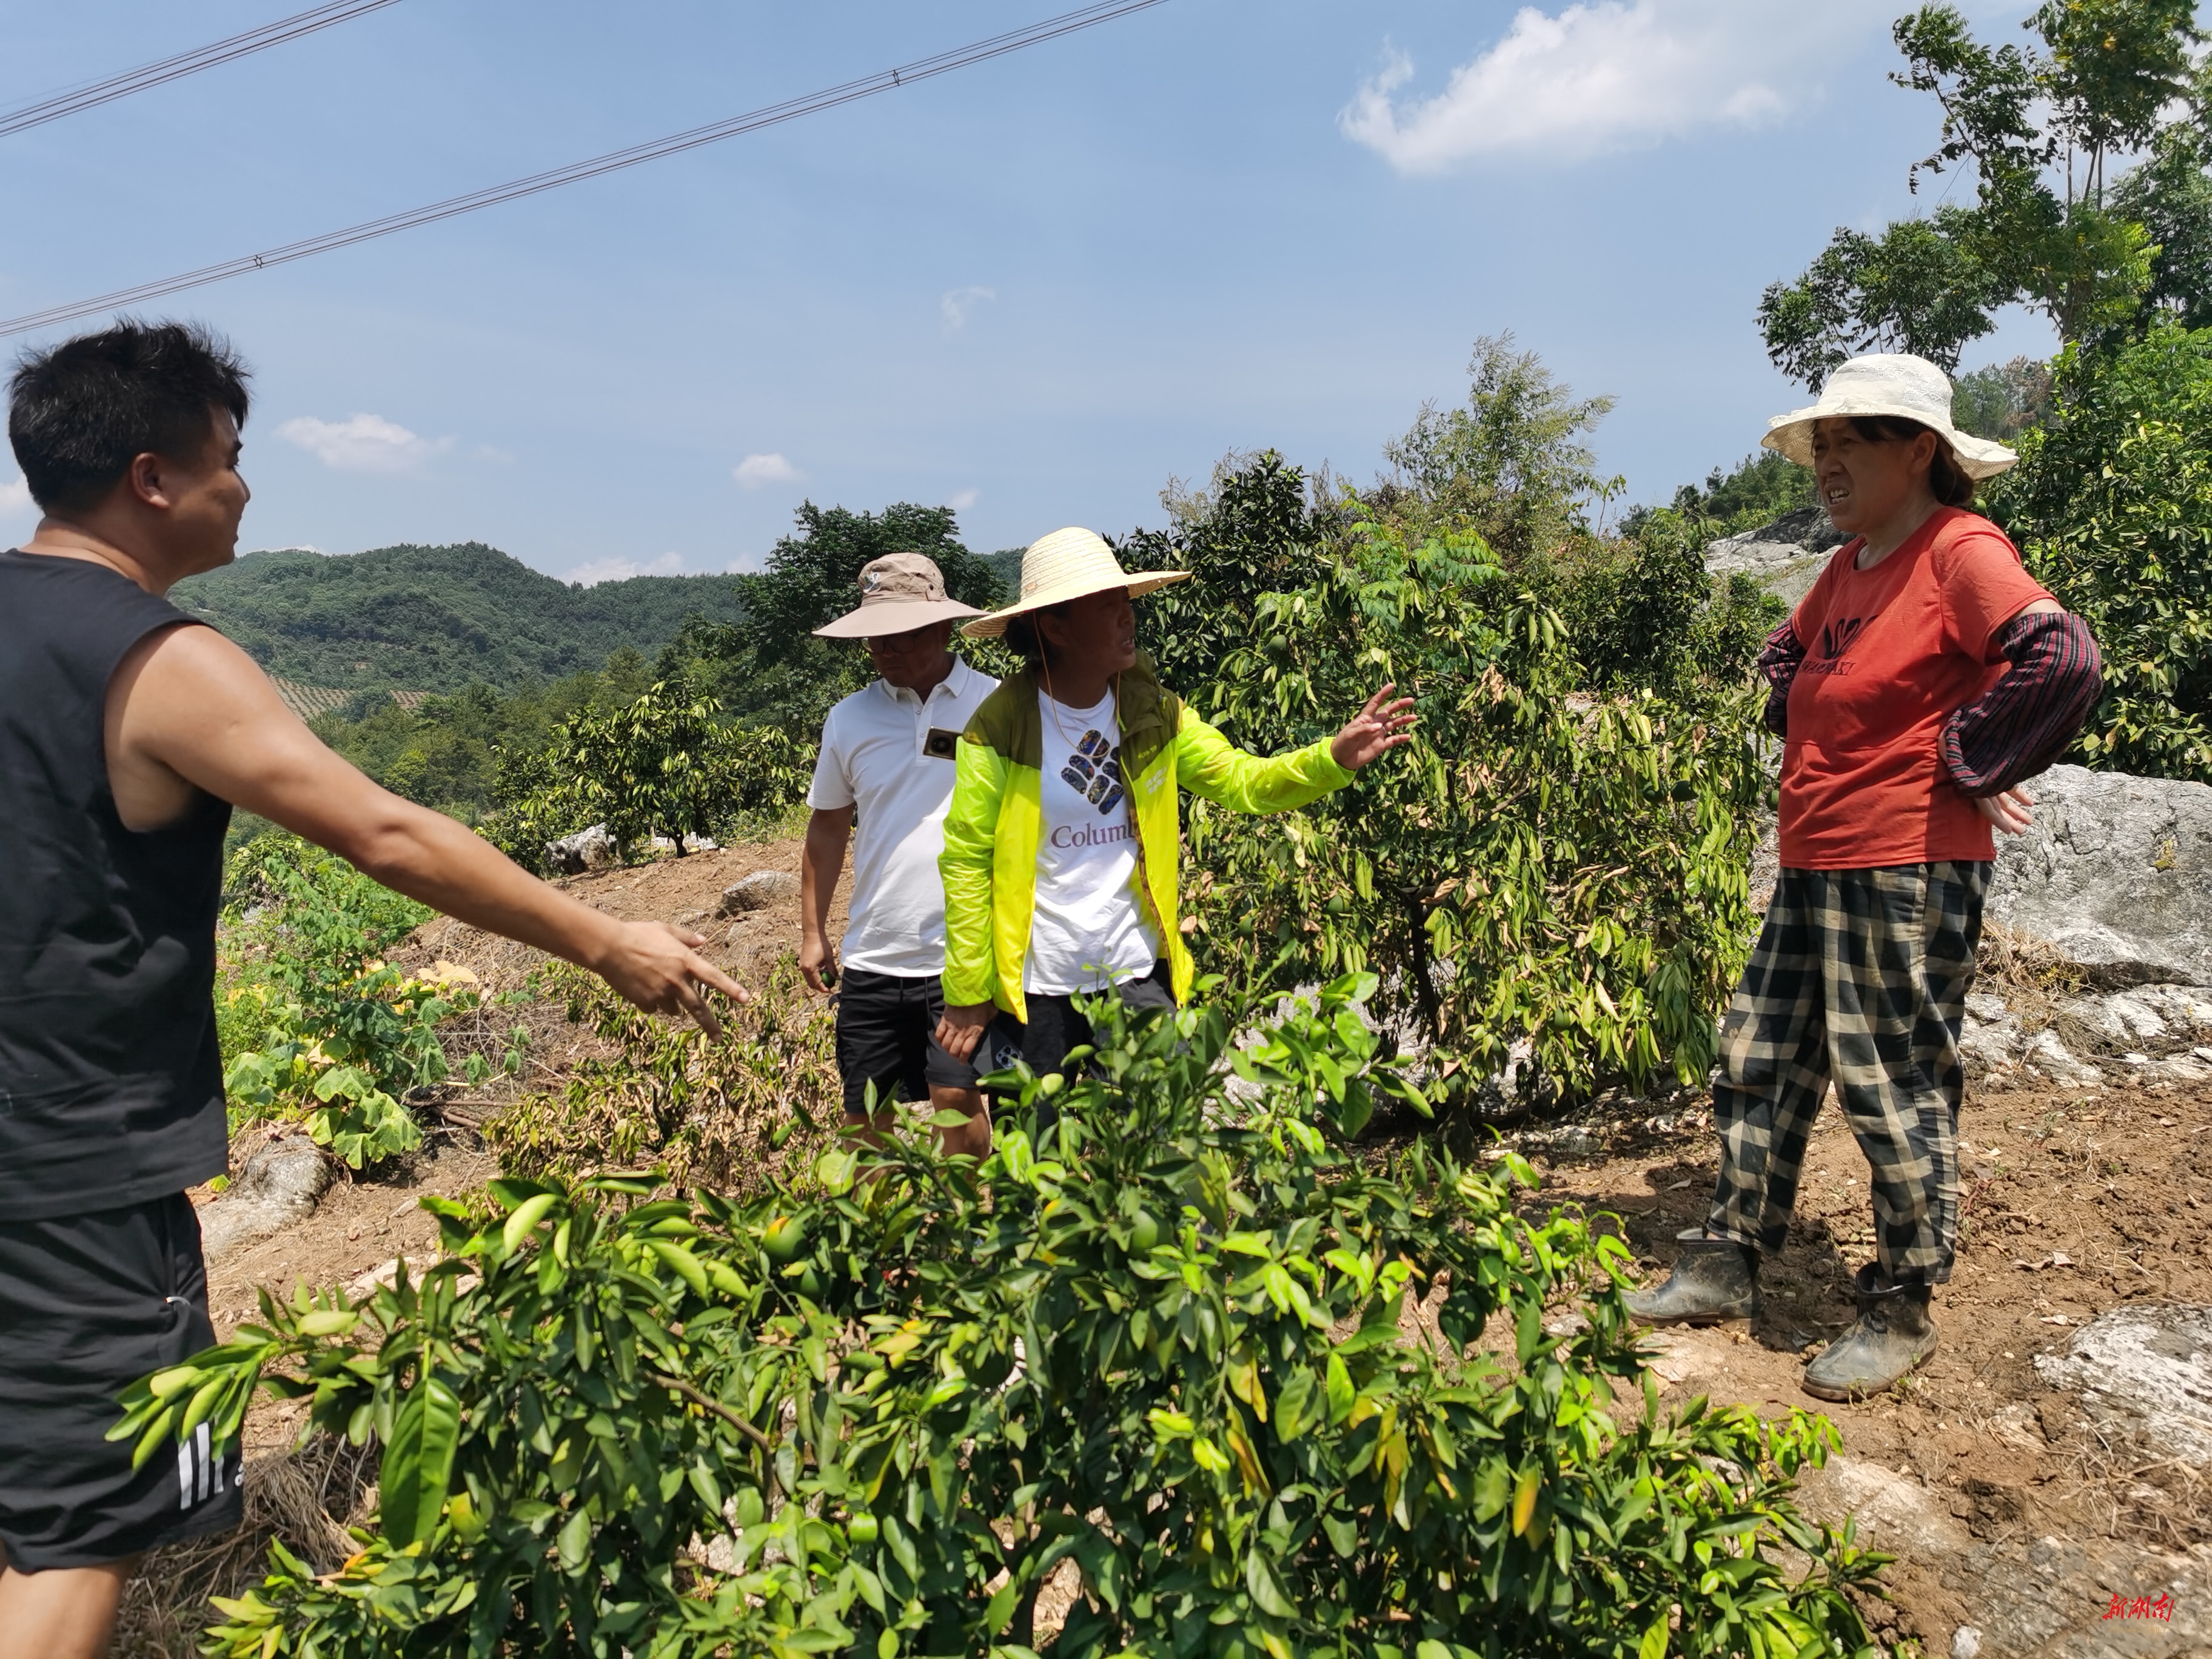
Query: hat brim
960,570,1191,638
813,597,987,639
1761,406,2017,480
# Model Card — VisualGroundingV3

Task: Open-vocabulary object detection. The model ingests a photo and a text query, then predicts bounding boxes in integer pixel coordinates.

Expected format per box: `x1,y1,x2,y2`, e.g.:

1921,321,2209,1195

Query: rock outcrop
545,823,618,876
198,1133,332,1264
1703,505,1846,609
717,871,801,916
2035,1303,2212,1465
1989,764,2212,987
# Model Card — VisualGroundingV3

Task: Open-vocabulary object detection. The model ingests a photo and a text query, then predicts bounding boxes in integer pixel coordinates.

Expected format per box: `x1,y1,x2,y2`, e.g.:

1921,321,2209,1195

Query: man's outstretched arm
110,622,747,1033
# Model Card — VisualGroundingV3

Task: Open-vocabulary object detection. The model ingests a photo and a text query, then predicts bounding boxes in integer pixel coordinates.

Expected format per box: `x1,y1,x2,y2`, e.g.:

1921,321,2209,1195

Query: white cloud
732,452,800,490
564,551,685,586
1341,2,1882,172
940,286,997,334
947,488,981,512
276,412,449,473
1,472,31,513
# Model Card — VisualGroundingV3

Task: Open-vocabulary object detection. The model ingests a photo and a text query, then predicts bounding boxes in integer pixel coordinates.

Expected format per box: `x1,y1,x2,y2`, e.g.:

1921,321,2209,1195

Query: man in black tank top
0,323,750,1658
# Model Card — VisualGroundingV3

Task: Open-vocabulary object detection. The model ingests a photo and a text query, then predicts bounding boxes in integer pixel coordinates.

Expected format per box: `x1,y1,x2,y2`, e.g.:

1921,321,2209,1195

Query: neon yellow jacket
939,655,1354,1022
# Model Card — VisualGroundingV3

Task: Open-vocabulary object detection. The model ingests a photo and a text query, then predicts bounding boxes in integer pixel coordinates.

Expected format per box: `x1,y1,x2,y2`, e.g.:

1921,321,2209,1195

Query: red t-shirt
1780,507,2051,870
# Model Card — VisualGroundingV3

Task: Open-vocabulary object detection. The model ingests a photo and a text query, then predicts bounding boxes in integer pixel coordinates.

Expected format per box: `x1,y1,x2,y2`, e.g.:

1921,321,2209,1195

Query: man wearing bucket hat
929,527,1415,1131
800,553,1000,1153
1625,354,2103,1400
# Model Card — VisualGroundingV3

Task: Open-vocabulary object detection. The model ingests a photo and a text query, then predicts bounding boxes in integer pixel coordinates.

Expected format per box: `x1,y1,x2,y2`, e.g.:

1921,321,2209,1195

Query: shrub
489,682,813,870
486,956,840,1191
218,834,468,1166
1537,511,1783,699
128,980,1887,1657
1986,323,2212,780
1187,509,1768,1108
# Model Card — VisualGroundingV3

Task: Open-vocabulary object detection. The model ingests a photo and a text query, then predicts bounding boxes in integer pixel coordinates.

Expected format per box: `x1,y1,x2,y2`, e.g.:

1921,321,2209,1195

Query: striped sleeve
1940,611,2104,797
1755,620,1805,738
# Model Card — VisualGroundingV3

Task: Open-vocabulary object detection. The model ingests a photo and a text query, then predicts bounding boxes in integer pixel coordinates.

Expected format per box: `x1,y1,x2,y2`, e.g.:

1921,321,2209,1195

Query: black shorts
934,959,1176,1101
835,968,967,1117
0,1192,241,1571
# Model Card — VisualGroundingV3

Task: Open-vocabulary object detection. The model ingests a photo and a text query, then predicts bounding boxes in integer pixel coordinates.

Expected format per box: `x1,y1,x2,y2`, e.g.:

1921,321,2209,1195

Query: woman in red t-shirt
1626,354,2103,1401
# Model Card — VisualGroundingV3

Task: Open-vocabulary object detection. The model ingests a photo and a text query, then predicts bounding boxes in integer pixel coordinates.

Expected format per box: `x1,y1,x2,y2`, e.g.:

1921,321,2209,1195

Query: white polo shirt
806,658,999,978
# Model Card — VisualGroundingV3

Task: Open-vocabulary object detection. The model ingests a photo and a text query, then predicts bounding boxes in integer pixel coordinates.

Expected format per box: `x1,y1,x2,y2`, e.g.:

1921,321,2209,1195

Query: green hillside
170,543,748,693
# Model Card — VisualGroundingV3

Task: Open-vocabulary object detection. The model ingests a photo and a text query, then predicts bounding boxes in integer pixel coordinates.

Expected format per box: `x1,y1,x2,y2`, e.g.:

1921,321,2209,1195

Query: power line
0,0,1175,341
0,1,404,141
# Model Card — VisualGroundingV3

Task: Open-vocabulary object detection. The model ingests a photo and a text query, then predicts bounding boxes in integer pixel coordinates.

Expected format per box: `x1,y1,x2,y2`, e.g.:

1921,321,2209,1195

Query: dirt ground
190,837,840,1308
1515,1075,2212,1651
164,840,2212,1657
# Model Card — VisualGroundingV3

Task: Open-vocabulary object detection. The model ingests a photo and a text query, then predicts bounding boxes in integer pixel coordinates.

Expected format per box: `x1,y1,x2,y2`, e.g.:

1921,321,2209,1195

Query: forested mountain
171,543,748,692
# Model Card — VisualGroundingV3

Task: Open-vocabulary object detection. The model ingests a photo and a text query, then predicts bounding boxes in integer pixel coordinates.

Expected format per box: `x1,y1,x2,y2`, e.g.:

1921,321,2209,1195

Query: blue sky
0,0,2057,581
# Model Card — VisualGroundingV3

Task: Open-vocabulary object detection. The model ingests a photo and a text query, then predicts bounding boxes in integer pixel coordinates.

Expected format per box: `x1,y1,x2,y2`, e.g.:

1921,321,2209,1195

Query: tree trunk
1405,896,1444,1042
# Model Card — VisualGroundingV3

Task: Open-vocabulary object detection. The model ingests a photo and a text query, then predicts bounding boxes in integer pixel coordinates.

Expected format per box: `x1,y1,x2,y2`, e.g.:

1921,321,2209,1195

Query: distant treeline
170,541,751,694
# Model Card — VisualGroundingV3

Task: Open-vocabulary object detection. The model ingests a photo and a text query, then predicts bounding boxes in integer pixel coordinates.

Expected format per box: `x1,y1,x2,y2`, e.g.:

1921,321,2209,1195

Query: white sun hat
961,526,1190,639
1761,352,2017,480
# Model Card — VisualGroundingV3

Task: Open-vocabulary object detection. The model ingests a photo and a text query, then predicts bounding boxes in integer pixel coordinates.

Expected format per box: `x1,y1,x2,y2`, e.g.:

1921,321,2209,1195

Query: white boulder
545,823,618,876
717,871,800,916
1989,765,2212,987
2035,1304,2212,1465
198,1133,332,1264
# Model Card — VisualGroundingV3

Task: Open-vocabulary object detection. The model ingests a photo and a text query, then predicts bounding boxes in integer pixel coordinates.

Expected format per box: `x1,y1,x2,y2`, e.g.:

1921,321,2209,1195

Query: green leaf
1245,1548,1295,1618
382,1376,463,1549
557,1506,592,1573
1274,1366,1316,1443
985,1578,1019,1634
1326,1353,1356,1426
501,1192,560,1255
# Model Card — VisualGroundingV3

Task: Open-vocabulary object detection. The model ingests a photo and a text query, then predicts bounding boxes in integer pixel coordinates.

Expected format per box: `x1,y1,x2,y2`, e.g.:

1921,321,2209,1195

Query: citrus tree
129,981,1883,1658
1185,509,1767,1110
1986,322,2212,780
490,680,812,867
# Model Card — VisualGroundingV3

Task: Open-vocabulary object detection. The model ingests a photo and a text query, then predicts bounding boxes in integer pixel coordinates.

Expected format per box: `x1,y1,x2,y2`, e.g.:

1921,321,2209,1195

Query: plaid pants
1706,862,1989,1286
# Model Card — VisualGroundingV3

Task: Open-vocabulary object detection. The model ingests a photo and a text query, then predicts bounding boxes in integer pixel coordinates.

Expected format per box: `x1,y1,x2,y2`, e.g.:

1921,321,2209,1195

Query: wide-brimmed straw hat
961,526,1190,640
813,552,987,639
1761,353,2017,480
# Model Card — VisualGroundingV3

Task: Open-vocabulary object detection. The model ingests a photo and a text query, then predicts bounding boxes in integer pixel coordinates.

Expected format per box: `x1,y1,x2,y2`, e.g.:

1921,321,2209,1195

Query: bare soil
1517,1074,2212,1651
153,842,2212,1656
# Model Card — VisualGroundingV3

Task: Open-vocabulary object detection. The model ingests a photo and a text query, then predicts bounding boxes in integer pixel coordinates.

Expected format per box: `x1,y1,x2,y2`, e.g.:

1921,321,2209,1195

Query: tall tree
677,503,1004,736
1760,1,2207,387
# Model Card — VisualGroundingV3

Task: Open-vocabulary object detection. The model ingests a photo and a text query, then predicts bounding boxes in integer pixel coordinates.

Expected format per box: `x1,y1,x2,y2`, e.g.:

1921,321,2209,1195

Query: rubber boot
1625,1230,1763,1326
1801,1264,1937,1401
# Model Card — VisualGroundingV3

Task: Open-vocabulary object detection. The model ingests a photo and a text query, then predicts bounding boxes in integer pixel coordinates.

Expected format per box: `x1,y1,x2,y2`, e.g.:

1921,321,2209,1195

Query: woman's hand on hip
934,1002,996,1062
1331,683,1418,769
1974,786,2036,836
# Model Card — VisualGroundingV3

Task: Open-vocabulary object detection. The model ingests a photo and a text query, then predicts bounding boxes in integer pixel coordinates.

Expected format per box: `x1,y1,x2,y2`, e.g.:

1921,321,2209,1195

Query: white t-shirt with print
1025,687,1158,995
806,659,999,977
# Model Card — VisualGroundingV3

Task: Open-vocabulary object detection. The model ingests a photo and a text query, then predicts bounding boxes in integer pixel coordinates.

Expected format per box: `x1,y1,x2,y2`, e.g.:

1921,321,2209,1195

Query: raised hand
1330,683,1418,770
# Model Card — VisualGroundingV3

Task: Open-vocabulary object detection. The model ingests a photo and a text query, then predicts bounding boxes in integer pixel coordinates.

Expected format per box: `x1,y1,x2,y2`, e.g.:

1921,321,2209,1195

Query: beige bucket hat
813,552,987,638
961,526,1190,639
1761,352,2017,480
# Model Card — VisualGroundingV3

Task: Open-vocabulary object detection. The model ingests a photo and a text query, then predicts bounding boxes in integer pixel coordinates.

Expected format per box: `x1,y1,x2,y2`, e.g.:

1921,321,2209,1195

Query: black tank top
0,549,231,1220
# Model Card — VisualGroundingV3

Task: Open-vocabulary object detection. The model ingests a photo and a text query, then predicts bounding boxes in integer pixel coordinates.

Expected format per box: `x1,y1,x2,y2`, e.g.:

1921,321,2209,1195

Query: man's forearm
800,823,848,945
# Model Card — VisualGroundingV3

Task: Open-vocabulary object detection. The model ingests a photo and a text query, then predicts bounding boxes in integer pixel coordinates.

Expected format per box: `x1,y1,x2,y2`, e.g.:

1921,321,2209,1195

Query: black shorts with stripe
0,1192,241,1571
